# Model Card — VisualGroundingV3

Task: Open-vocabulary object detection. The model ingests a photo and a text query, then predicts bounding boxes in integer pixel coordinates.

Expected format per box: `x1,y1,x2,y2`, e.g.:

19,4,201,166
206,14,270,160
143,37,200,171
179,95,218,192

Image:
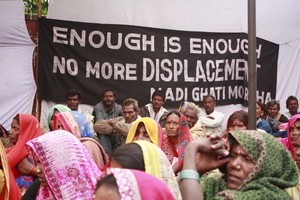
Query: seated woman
226,110,248,131
53,110,94,138
46,104,70,132
0,141,21,200
26,130,102,199
125,117,164,147
256,101,273,134
53,110,108,168
109,140,181,199
180,130,298,200
161,111,192,174
6,114,42,193
284,113,300,199
94,168,175,200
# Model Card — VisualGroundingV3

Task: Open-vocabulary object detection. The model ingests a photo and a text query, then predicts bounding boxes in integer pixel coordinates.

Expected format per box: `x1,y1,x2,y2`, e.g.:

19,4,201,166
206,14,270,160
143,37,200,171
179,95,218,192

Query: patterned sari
53,110,93,138
162,112,192,170
104,168,175,200
26,130,102,200
284,114,300,199
47,104,70,131
201,130,298,200
126,117,164,147
133,140,182,199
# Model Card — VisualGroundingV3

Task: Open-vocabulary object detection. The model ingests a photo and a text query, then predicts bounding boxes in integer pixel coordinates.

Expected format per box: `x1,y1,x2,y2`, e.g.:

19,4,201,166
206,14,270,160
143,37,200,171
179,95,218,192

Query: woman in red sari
6,114,42,194
162,111,192,174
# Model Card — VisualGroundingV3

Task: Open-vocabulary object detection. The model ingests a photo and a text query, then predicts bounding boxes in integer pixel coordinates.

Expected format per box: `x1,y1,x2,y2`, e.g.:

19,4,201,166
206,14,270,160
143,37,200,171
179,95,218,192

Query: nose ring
36,168,42,174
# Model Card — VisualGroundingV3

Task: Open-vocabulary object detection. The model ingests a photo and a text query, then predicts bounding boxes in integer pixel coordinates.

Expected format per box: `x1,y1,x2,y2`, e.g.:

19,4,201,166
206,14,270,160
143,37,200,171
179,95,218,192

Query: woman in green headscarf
180,130,298,200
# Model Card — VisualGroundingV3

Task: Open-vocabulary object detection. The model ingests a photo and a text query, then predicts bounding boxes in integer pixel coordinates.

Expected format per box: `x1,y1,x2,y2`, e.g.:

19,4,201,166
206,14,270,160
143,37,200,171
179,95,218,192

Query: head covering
286,114,300,159
126,117,164,147
26,130,102,200
53,111,93,138
162,112,192,170
0,142,21,200
106,168,175,200
203,130,299,200
6,114,42,178
47,104,70,130
133,140,181,199
79,137,109,169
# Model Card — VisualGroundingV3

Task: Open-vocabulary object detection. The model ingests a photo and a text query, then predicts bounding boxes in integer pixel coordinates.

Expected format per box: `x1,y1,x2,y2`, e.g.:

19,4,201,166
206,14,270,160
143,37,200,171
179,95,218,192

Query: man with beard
93,88,122,155
139,90,168,127
94,98,141,155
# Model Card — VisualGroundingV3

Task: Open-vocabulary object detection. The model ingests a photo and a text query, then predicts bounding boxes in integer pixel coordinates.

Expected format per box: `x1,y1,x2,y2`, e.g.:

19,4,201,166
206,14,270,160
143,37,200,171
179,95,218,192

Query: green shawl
47,104,71,129
201,130,299,200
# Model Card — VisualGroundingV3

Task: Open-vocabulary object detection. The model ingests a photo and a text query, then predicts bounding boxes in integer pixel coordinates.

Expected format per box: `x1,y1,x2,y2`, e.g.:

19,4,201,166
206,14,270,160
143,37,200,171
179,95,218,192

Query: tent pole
38,0,42,18
248,0,257,130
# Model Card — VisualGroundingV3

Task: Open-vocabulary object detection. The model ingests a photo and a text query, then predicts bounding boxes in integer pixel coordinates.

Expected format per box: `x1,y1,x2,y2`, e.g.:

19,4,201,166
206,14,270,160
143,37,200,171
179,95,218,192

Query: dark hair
95,174,118,191
0,125,9,137
152,90,166,102
66,89,82,100
122,98,139,112
266,99,280,110
226,110,248,130
203,95,216,102
102,88,116,98
166,110,181,119
110,143,145,171
286,95,298,107
256,101,267,115
13,115,20,125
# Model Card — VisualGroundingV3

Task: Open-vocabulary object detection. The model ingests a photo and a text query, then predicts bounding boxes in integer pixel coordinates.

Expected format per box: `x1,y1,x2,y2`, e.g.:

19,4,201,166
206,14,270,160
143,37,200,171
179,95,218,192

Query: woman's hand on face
183,133,230,173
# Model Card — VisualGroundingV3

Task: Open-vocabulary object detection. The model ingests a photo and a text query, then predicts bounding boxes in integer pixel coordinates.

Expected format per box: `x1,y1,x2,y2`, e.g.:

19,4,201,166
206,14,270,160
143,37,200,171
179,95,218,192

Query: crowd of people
0,88,299,199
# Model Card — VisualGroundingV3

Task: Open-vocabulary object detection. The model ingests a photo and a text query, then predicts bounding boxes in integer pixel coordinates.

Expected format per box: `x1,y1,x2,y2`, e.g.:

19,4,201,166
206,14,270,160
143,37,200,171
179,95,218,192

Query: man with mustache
93,88,122,155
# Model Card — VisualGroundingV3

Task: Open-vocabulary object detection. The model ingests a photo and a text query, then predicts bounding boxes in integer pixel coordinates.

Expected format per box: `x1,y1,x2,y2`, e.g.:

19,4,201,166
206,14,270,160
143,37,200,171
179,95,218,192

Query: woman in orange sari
6,114,42,194
162,111,192,174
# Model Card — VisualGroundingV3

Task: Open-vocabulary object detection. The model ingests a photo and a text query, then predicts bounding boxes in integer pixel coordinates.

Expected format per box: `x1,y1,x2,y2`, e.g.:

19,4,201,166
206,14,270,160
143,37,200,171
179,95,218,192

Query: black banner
38,18,279,107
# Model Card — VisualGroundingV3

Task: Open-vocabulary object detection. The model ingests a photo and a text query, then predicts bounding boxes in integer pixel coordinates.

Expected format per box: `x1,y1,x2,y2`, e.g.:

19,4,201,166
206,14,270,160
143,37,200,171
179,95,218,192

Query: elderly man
94,98,141,155
179,101,204,140
199,95,224,135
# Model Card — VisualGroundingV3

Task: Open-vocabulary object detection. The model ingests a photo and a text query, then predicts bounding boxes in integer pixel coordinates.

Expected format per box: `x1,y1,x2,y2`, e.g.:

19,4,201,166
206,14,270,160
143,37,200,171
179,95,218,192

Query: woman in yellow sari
110,140,182,199
0,141,20,200
125,117,164,147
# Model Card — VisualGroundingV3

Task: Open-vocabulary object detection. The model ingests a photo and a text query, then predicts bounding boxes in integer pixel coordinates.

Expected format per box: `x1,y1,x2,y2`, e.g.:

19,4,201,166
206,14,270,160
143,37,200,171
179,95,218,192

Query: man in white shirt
199,95,224,135
284,95,299,119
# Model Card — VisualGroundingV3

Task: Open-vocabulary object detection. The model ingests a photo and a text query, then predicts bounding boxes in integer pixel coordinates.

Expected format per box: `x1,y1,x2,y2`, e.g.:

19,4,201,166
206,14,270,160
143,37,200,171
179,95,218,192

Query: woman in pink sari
53,111,108,168
94,168,175,200
26,130,102,200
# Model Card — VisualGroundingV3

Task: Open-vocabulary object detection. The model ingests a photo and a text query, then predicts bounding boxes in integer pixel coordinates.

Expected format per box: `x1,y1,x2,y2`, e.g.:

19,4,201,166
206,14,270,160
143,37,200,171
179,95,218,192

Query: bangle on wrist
180,169,200,182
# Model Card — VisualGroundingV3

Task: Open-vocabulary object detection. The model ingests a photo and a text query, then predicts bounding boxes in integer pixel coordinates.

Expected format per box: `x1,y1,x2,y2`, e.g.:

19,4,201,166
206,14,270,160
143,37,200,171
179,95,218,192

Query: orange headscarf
162,111,192,170
6,114,42,179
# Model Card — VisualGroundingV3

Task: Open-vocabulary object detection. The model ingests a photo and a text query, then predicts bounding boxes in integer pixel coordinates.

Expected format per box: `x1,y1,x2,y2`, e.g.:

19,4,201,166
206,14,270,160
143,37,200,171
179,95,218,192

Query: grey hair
180,102,201,119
